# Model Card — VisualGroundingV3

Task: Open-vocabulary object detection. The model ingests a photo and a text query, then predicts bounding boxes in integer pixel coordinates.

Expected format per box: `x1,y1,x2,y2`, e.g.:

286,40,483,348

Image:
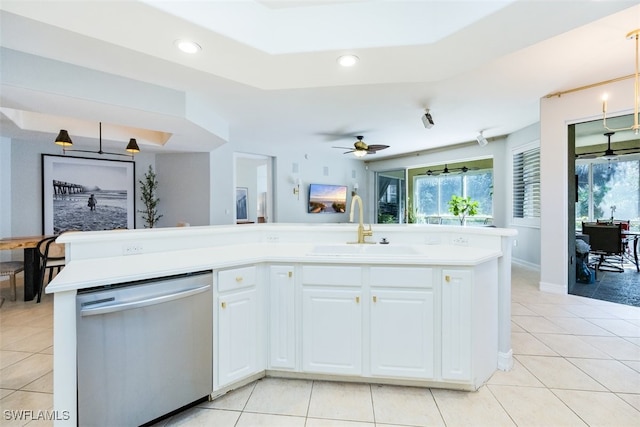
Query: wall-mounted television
308,183,348,214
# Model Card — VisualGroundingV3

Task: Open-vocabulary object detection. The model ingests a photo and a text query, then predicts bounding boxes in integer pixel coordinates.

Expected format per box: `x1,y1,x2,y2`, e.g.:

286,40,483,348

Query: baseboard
539,280,567,294
511,258,540,271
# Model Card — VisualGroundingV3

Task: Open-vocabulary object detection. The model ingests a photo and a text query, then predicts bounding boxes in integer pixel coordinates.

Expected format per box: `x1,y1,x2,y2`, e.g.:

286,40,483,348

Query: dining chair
0,261,24,301
582,222,624,273
426,216,442,225
36,236,66,303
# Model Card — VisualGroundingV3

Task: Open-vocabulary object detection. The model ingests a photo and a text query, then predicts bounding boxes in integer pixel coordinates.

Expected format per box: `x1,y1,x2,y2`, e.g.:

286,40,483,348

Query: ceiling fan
332,136,389,157
420,164,476,176
576,132,640,160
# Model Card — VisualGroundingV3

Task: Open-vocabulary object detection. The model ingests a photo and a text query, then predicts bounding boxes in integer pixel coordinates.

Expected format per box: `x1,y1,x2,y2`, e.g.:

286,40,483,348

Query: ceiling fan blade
332,146,355,150
616,147,640,154
366,144,389,151
317,130,372,142
342,150,355,154
365,150,378,154
576,153,598,159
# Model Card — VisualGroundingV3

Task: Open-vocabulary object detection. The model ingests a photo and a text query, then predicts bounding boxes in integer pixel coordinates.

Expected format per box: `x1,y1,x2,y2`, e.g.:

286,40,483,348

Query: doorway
235,153,274,224
568,115,640,306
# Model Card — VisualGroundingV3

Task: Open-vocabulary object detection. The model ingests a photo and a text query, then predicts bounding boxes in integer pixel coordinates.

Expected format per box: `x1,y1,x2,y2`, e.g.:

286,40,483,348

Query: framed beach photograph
236,187,248,222
307,183,347,214
236,187,249,222
42,155,135,234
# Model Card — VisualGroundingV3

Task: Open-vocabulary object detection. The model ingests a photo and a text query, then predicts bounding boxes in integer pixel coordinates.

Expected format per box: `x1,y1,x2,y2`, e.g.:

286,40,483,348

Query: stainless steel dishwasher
76,271,213,427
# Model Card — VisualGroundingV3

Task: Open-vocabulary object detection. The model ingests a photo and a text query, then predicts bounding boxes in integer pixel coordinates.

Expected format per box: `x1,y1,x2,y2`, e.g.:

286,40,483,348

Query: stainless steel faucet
349,194,373,244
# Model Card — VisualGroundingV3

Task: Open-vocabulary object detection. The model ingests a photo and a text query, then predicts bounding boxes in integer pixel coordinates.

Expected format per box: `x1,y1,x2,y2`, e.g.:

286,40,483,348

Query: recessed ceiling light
337,55,359,67
175,39,201,54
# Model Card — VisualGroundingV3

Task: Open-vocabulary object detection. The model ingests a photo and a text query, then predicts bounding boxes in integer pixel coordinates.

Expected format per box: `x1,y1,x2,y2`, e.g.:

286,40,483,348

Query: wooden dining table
0,235,52,301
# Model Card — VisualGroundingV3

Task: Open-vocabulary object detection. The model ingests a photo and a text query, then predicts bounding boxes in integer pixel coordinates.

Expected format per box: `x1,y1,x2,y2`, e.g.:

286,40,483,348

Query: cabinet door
217,287,258,388
370,289,434,379
441,269,472,381
269,266,296,369
302,288,362,375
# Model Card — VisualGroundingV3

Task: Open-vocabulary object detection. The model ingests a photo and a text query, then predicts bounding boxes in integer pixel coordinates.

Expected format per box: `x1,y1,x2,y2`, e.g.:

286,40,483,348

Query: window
513,146,540,219
413,169,493,224
576,158,640,231
376,170,405,224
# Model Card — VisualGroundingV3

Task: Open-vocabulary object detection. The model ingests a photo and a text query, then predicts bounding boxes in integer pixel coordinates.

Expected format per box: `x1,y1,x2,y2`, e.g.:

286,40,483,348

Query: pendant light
54,122,140,158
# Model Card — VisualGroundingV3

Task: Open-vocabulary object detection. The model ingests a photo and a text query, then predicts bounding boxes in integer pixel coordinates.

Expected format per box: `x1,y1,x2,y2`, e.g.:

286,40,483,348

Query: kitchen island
47,223,516,426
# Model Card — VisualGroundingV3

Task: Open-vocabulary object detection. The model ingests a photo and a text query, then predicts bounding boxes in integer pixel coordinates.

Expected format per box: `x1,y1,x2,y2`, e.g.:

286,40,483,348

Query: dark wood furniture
0,235,51,301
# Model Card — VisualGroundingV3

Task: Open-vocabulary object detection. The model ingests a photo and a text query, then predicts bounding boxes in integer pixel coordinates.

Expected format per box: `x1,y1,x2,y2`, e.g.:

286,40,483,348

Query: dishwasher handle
80,284,211,316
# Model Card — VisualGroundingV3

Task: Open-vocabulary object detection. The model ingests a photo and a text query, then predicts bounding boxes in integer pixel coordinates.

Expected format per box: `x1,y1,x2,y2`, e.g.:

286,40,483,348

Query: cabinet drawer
218,266,256,292
302,265,361,286
370,267,433,288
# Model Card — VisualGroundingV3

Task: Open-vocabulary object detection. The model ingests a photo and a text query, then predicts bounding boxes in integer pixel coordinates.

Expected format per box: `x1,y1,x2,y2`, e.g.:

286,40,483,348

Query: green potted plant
138,165,163,228
448,195,479,226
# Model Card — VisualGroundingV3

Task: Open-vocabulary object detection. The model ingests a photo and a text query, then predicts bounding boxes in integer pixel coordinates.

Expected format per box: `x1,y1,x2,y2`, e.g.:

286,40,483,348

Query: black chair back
582,223,622,255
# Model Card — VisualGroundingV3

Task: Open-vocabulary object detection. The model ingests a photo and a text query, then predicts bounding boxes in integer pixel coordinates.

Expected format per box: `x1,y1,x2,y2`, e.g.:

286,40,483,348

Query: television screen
308,183,348,214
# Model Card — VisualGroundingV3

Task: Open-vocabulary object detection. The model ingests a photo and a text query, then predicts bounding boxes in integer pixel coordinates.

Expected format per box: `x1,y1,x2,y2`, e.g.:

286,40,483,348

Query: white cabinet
369,266,434,379
302,288,362,375
370,289,434,378
269,265,296,369
440,269,473,381
216,266,261,389
301,265,362,375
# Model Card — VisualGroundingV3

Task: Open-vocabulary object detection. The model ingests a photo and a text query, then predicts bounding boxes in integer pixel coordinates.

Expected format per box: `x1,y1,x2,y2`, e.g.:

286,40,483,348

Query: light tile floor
1,265,639,426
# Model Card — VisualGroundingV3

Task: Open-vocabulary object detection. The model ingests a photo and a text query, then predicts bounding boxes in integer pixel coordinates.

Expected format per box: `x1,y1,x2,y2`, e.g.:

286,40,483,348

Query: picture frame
42,154,136,234
236,187,249,221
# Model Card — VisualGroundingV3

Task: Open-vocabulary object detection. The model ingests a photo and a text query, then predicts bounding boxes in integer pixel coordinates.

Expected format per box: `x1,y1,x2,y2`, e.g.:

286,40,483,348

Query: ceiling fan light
126,138,140,154
353,150,367,158
55,129,73,147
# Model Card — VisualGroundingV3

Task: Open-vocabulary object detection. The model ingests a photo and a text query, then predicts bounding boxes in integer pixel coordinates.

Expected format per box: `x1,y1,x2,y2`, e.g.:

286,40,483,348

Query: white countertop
47,242,502,293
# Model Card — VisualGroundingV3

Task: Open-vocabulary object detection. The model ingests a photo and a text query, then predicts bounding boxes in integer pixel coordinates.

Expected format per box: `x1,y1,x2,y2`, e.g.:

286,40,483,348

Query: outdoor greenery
576,159,639,231
447,195,479,226
138,165,163,228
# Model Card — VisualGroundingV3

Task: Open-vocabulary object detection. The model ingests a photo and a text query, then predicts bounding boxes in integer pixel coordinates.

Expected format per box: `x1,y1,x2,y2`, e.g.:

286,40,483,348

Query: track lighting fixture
421,109,434,129
55,122,140,158
476,131,488,146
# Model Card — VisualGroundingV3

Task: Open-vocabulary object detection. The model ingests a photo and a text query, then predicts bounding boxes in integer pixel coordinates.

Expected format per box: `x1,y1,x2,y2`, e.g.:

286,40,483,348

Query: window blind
513,147,540,218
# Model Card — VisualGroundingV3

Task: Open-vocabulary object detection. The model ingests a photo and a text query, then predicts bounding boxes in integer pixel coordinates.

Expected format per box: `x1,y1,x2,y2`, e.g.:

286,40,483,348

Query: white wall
0,137,12,260
6,137,155,235
505,123,541,269
155,153,210,227
273,151,367,223
539,78,634,294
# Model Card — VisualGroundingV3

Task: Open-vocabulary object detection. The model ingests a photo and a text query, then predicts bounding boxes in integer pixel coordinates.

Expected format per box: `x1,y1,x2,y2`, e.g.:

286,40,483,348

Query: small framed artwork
236,187,248,222
42,154,135,234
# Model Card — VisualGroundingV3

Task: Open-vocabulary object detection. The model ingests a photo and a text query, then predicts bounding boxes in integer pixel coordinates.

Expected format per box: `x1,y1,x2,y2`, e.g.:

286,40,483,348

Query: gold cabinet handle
355,296,360,304
235,276,243,282
288,271,293,278
372,296,377,303
445,275,451,283
221,301,226,309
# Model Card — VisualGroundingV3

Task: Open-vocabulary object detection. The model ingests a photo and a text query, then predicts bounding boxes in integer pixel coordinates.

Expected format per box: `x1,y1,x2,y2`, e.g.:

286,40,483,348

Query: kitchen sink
309,244,420,256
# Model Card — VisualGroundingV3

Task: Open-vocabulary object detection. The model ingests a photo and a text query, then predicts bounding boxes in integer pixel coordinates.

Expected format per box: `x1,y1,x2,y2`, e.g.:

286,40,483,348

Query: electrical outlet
123,244,143,255
452,236,469,246
513,239,518,247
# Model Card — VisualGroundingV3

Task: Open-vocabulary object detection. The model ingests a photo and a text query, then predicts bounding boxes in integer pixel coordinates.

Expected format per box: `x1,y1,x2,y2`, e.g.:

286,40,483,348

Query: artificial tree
138,165,163,228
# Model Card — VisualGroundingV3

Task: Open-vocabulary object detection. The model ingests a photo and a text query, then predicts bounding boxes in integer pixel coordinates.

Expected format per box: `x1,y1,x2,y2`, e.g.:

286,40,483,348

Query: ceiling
1,0,639,160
